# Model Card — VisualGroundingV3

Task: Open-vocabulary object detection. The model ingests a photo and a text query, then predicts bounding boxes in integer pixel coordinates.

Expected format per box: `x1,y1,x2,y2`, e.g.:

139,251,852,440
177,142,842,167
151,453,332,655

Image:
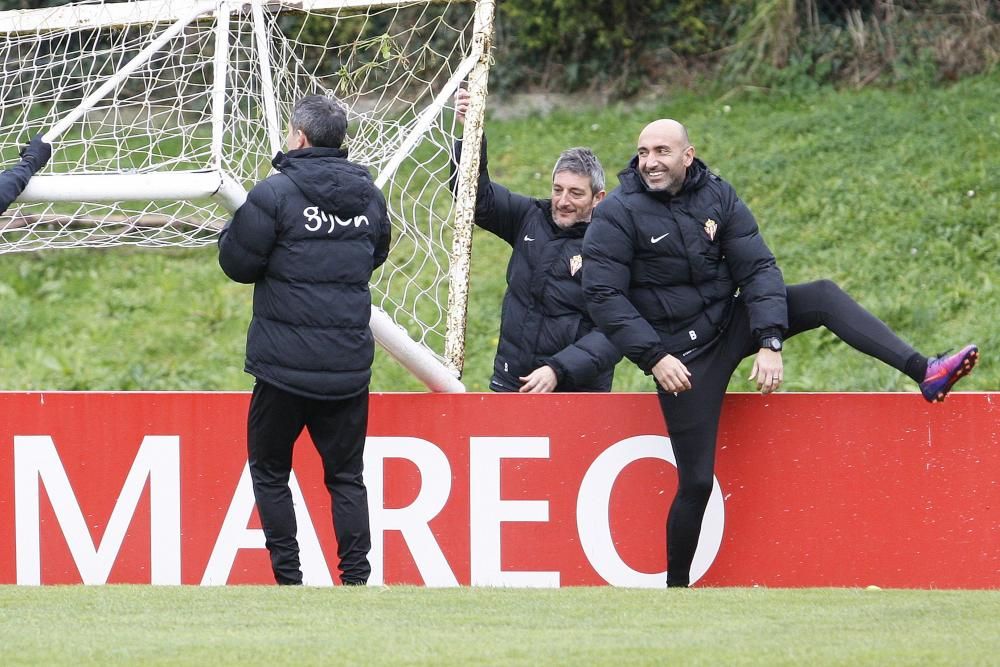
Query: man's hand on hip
519,366,558,393
652,355,692,393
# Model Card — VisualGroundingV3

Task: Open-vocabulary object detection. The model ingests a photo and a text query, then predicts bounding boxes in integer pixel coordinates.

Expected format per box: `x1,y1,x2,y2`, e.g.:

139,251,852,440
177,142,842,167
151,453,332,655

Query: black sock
904,353,929,384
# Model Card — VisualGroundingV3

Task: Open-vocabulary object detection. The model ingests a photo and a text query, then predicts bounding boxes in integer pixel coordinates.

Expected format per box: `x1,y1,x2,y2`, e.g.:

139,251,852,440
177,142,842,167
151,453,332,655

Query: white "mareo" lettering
303,206,369,232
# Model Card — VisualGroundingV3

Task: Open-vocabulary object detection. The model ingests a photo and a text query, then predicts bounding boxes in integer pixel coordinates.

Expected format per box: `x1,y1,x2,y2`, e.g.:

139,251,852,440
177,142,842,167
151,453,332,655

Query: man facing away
1,135,51,214
453,88,620,392
219,95,391,585
583,118,978,588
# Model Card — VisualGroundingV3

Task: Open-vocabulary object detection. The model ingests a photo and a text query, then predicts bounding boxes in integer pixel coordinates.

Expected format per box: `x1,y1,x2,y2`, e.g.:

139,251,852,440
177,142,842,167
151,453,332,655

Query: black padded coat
456,139,621,391
582,157,786,372
219,147,390,399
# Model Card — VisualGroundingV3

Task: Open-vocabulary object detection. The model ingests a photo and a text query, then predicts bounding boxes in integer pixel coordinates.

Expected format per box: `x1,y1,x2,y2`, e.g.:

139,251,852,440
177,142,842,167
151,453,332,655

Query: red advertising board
0,392,997,588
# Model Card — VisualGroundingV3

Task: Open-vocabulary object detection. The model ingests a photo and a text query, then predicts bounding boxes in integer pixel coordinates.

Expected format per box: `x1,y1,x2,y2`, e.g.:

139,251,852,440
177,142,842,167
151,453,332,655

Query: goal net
0,0,495,391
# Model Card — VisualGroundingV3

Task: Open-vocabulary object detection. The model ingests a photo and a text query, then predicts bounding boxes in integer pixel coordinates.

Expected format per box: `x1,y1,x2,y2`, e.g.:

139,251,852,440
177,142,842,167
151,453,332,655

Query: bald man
582,119,978,588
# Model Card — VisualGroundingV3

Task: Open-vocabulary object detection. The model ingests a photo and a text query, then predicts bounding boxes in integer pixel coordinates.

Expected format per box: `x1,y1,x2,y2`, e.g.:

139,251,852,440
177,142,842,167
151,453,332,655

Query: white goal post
0,0,496,393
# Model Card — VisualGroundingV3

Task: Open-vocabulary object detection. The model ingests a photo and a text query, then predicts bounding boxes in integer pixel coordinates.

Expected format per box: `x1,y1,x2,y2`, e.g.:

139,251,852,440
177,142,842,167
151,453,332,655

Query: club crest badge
569,254,583,276
704,218,718,241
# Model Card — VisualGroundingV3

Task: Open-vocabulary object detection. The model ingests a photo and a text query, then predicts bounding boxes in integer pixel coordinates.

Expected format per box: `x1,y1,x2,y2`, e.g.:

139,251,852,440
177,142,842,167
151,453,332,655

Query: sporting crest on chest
704,218,718,241
569,254,582,276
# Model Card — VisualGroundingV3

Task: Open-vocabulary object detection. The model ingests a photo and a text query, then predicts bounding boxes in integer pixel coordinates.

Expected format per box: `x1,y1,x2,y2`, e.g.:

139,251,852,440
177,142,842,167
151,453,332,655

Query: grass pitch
1,586,997,665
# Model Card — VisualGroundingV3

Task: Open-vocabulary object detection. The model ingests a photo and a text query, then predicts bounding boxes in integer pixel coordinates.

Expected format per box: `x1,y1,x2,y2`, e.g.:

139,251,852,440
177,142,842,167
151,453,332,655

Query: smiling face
550,170,605,228
636,119,695,195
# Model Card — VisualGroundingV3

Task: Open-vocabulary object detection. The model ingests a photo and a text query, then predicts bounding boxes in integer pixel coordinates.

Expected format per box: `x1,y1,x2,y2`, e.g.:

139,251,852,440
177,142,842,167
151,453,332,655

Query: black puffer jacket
219,147,390,399
582,157,786,372
455,139,621,391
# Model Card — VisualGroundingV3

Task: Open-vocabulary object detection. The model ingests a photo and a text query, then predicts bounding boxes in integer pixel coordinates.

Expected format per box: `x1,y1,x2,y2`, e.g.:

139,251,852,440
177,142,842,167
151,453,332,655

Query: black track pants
247,380,372,585
658,279,922,586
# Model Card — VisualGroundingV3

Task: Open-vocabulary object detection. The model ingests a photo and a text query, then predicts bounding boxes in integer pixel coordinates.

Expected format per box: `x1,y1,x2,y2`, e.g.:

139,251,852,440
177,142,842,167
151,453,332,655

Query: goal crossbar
20,172,231,209
0,0,467,34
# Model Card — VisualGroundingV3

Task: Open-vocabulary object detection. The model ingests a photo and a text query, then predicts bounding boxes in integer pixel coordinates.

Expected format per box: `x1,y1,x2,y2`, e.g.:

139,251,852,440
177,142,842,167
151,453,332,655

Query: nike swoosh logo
651,233,670,243
523,235,535,242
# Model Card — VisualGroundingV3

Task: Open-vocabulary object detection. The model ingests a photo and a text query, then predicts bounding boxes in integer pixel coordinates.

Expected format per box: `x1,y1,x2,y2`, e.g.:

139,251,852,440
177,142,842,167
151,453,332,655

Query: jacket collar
272,145,349,170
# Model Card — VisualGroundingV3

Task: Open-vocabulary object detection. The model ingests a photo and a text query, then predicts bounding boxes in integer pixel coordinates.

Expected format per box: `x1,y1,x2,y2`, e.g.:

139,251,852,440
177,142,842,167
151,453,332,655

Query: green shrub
491,0,998,95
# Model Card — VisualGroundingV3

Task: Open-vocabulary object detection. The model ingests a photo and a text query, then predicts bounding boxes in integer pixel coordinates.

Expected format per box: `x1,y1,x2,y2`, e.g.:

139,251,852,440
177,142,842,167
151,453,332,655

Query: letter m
14,435,180,585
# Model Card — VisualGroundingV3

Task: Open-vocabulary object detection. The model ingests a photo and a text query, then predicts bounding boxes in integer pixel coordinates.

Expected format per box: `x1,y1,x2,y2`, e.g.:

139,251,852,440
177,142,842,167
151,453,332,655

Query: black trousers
658,280,923,586
247,380,372,585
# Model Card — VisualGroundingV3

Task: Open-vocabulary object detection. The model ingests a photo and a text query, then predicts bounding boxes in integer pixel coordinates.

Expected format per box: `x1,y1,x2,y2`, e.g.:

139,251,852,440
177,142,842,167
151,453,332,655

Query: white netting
0,0,488,371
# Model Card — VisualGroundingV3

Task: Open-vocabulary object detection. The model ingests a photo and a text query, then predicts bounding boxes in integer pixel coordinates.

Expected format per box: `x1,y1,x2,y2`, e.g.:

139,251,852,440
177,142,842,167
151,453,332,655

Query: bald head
636,119,695,194
639,119,690,148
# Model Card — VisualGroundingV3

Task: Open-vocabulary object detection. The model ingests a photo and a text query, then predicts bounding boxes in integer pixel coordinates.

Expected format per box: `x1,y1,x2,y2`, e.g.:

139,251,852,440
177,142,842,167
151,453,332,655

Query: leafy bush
3,0,994,95
492,0,751,96
722,0,1000,90
491,0,998,95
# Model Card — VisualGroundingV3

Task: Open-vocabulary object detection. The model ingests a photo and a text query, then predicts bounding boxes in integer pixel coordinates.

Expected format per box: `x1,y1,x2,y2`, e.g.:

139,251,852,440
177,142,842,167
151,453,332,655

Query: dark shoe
341,579,367,586
919,344,978,403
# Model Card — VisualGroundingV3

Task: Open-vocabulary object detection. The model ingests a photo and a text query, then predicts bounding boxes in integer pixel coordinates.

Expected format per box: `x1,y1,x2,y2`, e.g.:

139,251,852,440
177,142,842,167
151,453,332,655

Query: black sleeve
218,181,279,284
0,161,35,215
582,201,668,372
451,136,537,247
718,187,787,341
0,136,51,214
546,328,622,388
372,189,391,270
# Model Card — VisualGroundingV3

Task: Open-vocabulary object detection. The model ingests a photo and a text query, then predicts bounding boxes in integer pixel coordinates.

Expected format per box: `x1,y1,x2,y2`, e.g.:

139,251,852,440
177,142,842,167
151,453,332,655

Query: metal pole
444,0,495,376
251,0,284,157
211,1,232,168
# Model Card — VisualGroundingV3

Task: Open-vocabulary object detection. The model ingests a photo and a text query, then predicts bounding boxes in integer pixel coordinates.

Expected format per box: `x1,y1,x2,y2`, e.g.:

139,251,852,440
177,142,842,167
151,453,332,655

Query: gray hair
552,147,605,194
290,95,347,148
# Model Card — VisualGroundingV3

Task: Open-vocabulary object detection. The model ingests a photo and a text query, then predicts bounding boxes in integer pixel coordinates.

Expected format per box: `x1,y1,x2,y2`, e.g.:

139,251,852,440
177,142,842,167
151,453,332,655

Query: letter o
576,435,724,587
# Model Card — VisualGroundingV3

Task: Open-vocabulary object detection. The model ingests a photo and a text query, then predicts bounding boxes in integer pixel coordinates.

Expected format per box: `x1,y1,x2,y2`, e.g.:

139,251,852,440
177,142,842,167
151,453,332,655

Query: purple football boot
919,344,979,403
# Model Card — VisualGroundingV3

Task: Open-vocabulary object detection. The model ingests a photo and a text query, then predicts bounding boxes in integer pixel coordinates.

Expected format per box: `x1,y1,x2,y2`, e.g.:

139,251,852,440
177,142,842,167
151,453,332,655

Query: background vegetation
0,1,996,393
0,70,996,393
490,0,999,95
2,1,996,95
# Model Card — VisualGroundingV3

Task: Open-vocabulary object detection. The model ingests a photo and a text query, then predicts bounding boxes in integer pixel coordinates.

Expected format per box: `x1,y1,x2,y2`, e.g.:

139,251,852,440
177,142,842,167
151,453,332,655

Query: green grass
1,586,997,665
1,71,997,392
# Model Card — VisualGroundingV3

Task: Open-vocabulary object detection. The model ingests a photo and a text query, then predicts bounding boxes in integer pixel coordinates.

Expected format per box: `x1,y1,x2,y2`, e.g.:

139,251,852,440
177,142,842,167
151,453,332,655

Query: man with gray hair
219,94,390,586
453,89,620,392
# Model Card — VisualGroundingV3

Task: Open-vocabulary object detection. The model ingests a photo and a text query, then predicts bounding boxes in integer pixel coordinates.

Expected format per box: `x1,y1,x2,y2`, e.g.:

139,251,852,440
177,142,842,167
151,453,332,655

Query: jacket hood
272,146,375,215
619,156,710,198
